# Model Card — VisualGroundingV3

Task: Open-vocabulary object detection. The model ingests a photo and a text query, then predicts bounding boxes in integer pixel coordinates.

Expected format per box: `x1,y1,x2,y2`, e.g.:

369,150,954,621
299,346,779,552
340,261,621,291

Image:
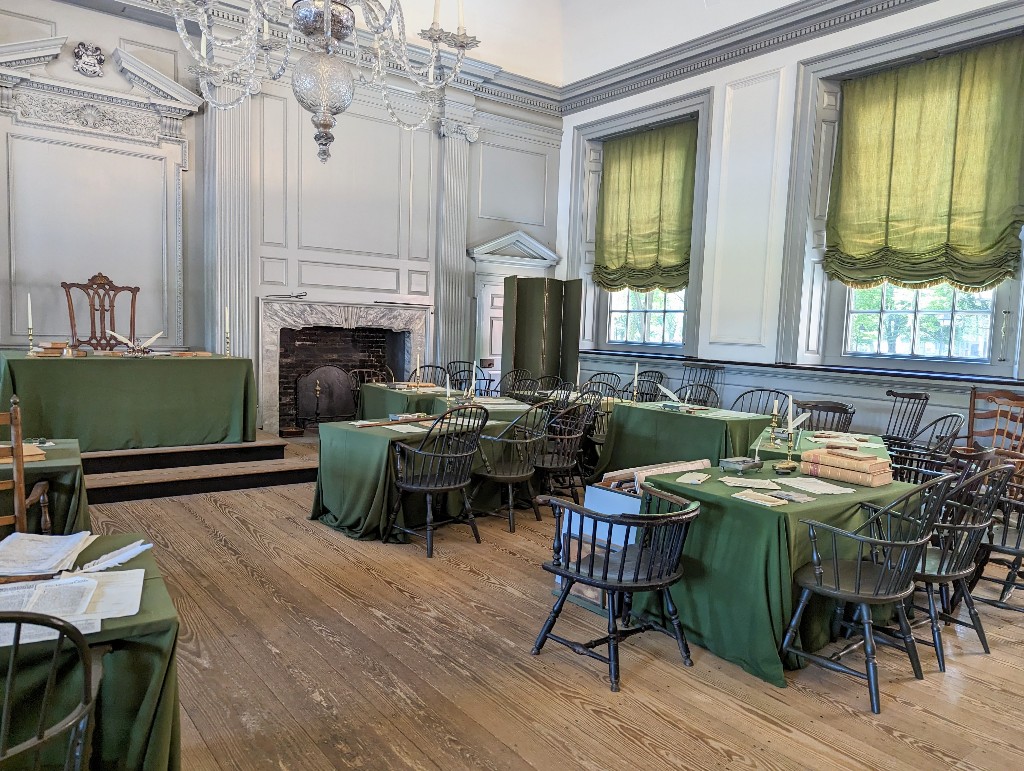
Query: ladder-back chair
0,397,50,535
966,388,1024,454
61,273,139,351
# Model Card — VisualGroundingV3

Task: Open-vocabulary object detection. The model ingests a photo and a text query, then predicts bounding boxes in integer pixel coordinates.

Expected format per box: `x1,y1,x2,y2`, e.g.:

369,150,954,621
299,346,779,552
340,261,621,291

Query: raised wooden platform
84,433,318,503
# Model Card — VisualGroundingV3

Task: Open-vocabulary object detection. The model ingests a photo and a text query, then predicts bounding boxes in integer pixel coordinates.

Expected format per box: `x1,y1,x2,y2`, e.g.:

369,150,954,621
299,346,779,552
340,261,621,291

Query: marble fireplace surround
259,299,430,434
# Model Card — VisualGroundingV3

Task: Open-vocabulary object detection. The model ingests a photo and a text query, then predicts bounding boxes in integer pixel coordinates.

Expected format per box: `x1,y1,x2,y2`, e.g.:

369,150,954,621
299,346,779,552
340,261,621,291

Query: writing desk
0,352,256,452
0,439,90,536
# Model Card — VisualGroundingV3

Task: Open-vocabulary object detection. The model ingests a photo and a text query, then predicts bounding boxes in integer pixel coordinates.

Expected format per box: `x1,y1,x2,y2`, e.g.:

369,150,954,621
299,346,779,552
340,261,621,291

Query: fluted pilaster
203,90,252,359
434,118,478,365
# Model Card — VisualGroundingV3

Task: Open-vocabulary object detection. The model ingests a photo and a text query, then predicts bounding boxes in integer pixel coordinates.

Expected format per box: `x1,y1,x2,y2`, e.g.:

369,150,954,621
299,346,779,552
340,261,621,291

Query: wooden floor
89,477,1024,770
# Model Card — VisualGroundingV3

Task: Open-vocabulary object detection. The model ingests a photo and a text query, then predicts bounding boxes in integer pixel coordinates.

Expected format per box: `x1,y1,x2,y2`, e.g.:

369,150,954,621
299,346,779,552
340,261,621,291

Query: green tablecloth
2,534,180,770
751,428,890,462
593,402,773,478
0,439,90,536
357,383,448,419
429,396,533,423
0,352,257,452
642,468,914,687
312,419,511,539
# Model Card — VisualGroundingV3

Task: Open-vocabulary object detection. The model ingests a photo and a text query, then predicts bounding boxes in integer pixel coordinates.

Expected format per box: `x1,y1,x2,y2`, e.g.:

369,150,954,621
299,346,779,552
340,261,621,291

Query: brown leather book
799,461,893,487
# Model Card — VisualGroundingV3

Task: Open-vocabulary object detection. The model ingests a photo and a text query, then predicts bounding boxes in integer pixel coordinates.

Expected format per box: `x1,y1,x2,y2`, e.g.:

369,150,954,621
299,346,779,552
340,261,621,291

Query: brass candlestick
26,326,33,355
772,430,798,475
225,326,231,357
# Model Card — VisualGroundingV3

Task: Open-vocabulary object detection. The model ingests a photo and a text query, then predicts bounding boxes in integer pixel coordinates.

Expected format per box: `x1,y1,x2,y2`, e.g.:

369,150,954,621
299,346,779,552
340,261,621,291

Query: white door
476,278,505,381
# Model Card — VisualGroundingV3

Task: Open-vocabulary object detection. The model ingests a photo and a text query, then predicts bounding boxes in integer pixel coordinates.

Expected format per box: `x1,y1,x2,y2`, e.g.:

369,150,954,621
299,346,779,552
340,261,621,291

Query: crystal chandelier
168,1,480,161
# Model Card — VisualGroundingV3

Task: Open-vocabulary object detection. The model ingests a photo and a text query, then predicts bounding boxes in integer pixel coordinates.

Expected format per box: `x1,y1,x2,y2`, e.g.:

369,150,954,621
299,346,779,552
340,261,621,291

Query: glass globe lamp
291,51,355,162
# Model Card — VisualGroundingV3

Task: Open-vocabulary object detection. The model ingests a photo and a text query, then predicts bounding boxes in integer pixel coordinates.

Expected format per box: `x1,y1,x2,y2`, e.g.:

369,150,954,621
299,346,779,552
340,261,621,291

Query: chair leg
958,578,990,654
504,482,516,533
567,472,579,505
621,592,633,627
606,594,621,692
425,493,434,558
861,604,881,714
533,580,574,655
780,588,812,655
383,493,402,543
461,489,481,544
924,583,945,673
895,600,924,679
527,477,543,521
663,587,692,666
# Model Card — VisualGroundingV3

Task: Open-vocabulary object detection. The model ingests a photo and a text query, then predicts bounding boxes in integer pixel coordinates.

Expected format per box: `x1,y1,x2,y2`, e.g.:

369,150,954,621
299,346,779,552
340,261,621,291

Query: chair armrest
25,480,48,508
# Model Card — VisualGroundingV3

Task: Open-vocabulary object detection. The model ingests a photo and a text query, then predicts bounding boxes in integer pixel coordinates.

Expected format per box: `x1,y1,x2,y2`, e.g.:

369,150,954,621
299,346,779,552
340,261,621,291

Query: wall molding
468,230,561,269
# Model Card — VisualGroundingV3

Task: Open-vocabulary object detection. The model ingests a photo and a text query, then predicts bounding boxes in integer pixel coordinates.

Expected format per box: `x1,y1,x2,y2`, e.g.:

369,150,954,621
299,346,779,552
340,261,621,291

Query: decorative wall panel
478,142,547,226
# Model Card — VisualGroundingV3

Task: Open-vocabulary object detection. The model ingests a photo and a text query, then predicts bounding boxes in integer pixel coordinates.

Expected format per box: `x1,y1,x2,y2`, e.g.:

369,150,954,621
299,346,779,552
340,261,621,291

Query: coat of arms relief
72,42,105,77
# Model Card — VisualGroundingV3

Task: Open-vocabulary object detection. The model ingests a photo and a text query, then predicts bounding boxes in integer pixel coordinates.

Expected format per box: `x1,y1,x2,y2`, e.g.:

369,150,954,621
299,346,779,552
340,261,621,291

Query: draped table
640,467,913,686
0,439,90,536
2,534,180,770
0,352,257,452
750,428,890,462
593,402,773,478
357,383,449,420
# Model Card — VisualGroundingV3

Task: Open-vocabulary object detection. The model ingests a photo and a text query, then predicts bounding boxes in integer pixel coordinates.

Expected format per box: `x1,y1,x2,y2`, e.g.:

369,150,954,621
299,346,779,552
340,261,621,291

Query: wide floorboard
89,482,1024,770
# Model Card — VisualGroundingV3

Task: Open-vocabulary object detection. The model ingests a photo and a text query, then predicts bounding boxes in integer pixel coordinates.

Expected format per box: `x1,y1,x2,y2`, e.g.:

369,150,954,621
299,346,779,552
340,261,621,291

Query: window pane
847,314,880,354
608,312,627,342
645,313,665,344
914,313,952,357
879,313,914,354
917,285,954,311
626,313,644,342
952,313,992,359
664,313,684,345
850,287,882,311
955,289,994,312
883,285,916,311
609,290,628,311
627,291,645,311
665,291,686,311
648,290,666,311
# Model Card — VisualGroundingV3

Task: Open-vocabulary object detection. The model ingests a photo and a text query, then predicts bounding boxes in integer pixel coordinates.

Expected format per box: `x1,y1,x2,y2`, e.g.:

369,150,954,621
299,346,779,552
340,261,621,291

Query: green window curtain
594,120,698,292
825,36,1024,291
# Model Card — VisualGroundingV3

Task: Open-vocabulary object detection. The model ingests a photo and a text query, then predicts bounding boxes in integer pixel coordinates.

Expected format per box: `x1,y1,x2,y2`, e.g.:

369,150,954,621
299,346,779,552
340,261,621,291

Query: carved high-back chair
61,273,139,350
966,388,1024,454
0,397,51,535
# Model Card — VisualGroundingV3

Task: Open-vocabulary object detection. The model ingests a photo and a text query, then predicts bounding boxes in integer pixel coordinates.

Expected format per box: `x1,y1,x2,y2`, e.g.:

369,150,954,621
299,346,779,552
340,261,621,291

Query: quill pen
74,541,152,573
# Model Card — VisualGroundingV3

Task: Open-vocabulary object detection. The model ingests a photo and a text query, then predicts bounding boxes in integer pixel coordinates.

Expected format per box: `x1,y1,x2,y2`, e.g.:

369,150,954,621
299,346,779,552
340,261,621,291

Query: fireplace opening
278,326,409,435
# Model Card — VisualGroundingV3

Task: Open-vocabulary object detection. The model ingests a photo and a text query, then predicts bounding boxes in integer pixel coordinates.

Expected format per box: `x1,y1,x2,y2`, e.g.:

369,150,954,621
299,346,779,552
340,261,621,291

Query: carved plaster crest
72,42,105,78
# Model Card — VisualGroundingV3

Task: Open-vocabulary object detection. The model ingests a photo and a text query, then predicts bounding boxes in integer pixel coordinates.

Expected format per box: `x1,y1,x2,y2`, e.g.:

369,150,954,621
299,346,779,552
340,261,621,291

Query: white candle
27,293,32,330
634,362,639,384
433,0,441,25
415,353,420,382
773,399,778,416
446,373,451,399
224,305,229,334
787,394,794,431
458,0,465,29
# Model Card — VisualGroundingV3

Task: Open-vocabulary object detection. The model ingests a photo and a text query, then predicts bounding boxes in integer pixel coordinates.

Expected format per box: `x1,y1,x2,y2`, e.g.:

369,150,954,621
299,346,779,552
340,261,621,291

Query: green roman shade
593,120,698,292
825,36,1024,291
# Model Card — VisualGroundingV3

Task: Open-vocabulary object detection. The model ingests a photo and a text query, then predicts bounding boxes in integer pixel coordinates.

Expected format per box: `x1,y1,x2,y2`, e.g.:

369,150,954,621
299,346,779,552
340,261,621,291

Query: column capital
438,118,479,143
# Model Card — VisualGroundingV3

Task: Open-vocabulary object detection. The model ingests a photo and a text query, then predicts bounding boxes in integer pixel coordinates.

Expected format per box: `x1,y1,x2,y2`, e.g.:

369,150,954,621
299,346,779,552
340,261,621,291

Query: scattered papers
676,472,710,485
733,490,786,507
770,490,815,504
63,569,145,620
777,477,855,495
387,424,427,434
349,420,376,426
720,477,781,490
0,532,96,576
0,576,96,616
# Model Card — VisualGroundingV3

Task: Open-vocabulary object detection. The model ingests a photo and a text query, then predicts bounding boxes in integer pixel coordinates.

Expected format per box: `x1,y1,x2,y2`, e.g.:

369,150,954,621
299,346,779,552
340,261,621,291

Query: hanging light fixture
167,1,479,161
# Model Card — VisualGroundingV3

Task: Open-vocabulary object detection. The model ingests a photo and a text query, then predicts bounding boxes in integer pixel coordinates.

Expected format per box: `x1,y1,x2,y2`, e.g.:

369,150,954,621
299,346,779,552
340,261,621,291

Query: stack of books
800,448,892,487
0,443,47,463
34,342,71,357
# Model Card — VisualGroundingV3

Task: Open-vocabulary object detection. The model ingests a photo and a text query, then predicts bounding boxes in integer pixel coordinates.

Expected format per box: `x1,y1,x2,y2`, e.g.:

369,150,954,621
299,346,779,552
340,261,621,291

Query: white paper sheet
777,477,856,495
675,472,710,485
0,532,95,576
0,576,96,616
71,569,145,620
387,424,427,434
720,477,781,490
732,489,787,506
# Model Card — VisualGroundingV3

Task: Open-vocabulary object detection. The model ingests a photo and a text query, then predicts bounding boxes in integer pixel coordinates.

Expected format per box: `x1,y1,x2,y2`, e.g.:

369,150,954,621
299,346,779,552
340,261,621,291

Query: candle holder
26,326,34,355
772,430,798,475
225,327,231,358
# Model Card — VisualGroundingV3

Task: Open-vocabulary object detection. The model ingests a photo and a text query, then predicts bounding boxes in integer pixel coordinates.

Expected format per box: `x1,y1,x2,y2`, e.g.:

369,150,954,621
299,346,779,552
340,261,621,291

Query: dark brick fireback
278,326,408,433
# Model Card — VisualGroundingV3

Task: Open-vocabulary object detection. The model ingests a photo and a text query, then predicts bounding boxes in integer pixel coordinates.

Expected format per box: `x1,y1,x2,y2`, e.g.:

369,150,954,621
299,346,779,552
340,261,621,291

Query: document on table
387,424,427,434
777,477,855,495
676,472,710,485
65,569,145,620
0,576,96,616
719,476,781,489
0,532,97,576
732,489,787,506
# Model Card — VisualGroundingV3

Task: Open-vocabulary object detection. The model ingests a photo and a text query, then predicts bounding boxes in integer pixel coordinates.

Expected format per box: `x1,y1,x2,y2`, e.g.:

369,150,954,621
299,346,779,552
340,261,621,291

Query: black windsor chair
621,378,662,403
792,399,856,432
383,405,489,558
348,367,394,412
490,368,531,397
532,484,701,691
883,413,964,467
536,375,564,391
908,464,1016,671
410,364,449,388
447,361,492,395
674,383,720,408
969,451,1024,613
883,389,930,441
779,474,957,713
535,403,589,504
584,372,622,392
548,382,576,412
731,388,790,416
471,402,551,532
510,378,542,403
574,388,606,479
0,612,104,770
678,363,723,392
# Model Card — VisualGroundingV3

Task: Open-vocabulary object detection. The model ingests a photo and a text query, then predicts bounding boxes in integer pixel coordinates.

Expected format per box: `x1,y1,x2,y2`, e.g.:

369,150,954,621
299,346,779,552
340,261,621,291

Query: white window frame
599,287,688,351
778,8,1024,378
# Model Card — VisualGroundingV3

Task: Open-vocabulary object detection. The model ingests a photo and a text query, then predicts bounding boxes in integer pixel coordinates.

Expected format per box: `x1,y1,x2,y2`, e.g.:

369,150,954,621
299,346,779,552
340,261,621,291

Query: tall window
845,283,993,360
607,289,685,345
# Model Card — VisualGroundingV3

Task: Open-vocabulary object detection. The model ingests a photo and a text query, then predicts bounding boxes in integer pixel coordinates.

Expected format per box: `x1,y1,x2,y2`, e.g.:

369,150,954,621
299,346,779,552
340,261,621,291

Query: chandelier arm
351,0,400,36
378,84,435,132
171,4,264,51
199,76,259,109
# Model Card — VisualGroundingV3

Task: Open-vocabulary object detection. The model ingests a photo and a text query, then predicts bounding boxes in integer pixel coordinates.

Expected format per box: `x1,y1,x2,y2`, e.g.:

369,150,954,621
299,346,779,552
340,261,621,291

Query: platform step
85,457,318,504
81,435,288,475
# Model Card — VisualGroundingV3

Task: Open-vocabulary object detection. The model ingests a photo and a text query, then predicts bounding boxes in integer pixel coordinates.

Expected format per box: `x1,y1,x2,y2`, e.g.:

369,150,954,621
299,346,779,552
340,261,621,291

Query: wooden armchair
61,272,139,350
965,387,1024,454
0,397,50,535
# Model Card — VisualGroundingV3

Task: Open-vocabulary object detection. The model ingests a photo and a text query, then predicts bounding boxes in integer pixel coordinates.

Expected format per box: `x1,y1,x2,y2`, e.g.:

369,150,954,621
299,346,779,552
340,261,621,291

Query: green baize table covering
357,383,449,420
0,352,257,452
593,402,773,478
750,428,891,462
639,467,914,687
312,417,521,539
0,439,90,537
1,534,180,771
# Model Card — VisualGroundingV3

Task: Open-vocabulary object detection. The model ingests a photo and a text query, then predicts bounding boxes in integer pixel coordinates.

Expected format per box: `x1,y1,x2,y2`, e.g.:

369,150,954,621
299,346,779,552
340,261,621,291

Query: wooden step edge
82,437,288,460
84,458,319,489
